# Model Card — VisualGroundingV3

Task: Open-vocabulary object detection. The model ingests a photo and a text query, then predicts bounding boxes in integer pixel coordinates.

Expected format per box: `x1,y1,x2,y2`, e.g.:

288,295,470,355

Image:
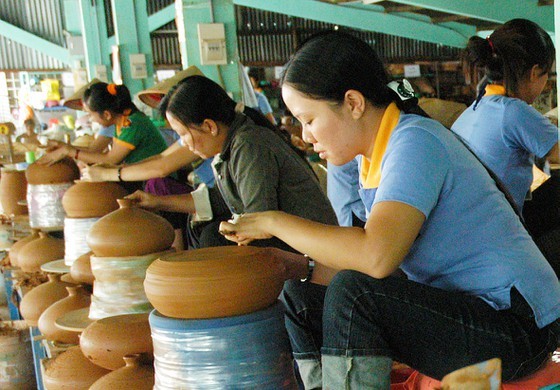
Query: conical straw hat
63,78,103,111
138,66,204,108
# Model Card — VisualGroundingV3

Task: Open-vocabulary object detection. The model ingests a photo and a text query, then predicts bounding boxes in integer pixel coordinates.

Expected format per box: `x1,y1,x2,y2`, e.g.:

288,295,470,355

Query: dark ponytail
83,82,137,115
463,18,554,99
160,75,307,159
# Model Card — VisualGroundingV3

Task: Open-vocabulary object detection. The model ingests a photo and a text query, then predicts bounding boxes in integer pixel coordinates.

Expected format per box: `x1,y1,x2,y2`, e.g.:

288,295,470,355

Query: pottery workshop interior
1,1,560,389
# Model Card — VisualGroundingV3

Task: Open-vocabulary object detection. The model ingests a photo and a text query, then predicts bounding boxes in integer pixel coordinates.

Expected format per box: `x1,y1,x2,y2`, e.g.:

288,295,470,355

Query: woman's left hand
219,211,277,245
37,143,72,165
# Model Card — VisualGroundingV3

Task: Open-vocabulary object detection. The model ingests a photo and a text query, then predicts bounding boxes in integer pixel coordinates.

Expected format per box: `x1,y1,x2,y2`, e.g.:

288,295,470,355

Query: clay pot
80,313,153,370
38,285,91,344
25,157,80,185
17,232,65,273
19,274,73,326
144,246,286,319
8,228,41,267
62,181,128,218
60,273,80,284
87,198,174,257
43,346,110,390
0,169,28,216
90,354,154,390
70,251,94,285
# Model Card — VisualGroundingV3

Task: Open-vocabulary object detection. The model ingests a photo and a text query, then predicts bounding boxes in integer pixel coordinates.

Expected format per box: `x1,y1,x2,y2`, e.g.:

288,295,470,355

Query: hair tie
486,36,496,55
234,102,245,113
107,83,118,96
387,79,415,101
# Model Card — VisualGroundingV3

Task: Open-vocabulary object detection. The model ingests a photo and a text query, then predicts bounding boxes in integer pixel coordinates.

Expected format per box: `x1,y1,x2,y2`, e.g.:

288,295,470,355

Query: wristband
74,149,80,160
116,167,124,182
300,255,315,283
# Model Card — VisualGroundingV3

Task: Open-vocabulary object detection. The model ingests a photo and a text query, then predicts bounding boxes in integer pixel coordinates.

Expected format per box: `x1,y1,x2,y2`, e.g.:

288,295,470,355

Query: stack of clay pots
144,246,297,389
85,198,175,320
61,181,127,267
25,158,79,230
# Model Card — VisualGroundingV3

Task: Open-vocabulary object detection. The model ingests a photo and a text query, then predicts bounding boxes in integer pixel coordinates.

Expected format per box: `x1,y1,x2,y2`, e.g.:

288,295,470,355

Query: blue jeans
281,270,559,382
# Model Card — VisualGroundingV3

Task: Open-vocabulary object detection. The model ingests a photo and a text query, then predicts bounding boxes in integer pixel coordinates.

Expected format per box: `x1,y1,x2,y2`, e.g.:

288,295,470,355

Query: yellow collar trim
484,84,506,97
360,102,400,189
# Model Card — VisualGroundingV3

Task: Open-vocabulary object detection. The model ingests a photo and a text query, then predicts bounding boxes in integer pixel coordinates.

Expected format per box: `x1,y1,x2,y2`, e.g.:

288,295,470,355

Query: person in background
16,118,41,148
451,18,560,276
38,82,168,193
412,77,467,129
219,31,560,389
126,75,338,252
248,67,277,125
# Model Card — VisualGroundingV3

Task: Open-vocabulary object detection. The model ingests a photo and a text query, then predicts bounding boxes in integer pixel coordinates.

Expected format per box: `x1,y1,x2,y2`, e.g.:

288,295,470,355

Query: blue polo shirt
359,112,560,328
452,93,558,210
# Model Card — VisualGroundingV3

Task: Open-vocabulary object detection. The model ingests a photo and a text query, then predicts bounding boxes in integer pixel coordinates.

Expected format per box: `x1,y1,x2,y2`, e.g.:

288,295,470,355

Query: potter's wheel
55,307,94,332
41,259,70,274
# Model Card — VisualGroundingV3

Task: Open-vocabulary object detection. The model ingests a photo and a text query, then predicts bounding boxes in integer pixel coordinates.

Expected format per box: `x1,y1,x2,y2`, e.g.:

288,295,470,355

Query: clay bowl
144,246,286,319
37,285,91,345
25,157,80,185
8,228,41,267
0,168,28,216
87,198,174,257
43,346,110,390
19,273,73,326
17,232,65,273
70,251,94,285
90,354,154,390
62,181,128,218
80,313,153,370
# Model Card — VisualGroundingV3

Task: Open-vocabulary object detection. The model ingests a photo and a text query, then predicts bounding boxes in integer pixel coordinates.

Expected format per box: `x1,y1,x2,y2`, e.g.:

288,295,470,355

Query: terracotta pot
144,246,286,319
38,285,91,344
19,274,73,326
17,232,65,273
62,181,128,218
8,228,41,267
0,169,28,216
80,313,153,370
43,346,110,390
90,354,154,390
25,157,80,185
87,198,174,257
60,273,80,284
70,251,94,285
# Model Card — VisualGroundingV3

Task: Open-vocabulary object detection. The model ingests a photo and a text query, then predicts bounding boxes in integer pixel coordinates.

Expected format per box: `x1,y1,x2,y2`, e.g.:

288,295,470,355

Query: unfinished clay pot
8,228,40,267
87,198,174,257
43,346,110,390
38,285,91,345
17,232,65,273
70,251,94,285
25,157,80,185
90,354,154,390
62,181,128,218
19,274,73,327
144,246,286,319
80,313,153,370
0,169,28,216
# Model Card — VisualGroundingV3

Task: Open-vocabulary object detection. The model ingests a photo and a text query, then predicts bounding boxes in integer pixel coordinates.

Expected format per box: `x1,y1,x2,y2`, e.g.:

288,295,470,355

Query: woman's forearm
152,193,196,214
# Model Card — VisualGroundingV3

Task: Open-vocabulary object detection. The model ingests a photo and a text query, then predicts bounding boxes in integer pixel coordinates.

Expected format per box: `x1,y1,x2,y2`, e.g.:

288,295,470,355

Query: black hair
281,31,420,113
463,18,555,98
83,82,137,115
159,75,307,159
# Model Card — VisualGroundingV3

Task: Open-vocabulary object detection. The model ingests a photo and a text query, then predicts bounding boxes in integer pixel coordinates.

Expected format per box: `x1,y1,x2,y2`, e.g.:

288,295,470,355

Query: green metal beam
0,18,71,65
148,4,176,31
233,0,473,47
108,4,177,52
379,0,554,33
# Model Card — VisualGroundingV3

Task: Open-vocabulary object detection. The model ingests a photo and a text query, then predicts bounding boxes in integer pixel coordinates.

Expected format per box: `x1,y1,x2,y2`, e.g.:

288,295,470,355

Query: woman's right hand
125,190,160,210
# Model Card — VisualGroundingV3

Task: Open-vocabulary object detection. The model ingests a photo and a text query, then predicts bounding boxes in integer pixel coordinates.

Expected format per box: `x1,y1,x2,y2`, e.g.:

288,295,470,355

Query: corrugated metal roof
0,0,67,70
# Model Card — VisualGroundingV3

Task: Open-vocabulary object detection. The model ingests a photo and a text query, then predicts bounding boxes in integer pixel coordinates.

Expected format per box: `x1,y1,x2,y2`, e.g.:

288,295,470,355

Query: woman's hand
37,142,72,165
125,190,160,210
82,164,118,182
218,211,277,245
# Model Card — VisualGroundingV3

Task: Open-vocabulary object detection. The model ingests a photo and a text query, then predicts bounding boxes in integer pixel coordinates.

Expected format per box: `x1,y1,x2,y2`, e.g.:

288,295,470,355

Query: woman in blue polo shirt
219,31,560,389
451,19,560,276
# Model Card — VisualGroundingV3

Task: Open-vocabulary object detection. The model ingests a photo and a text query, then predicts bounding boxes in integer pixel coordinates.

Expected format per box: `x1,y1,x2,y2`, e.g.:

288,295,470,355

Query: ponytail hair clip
107,83,118,96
